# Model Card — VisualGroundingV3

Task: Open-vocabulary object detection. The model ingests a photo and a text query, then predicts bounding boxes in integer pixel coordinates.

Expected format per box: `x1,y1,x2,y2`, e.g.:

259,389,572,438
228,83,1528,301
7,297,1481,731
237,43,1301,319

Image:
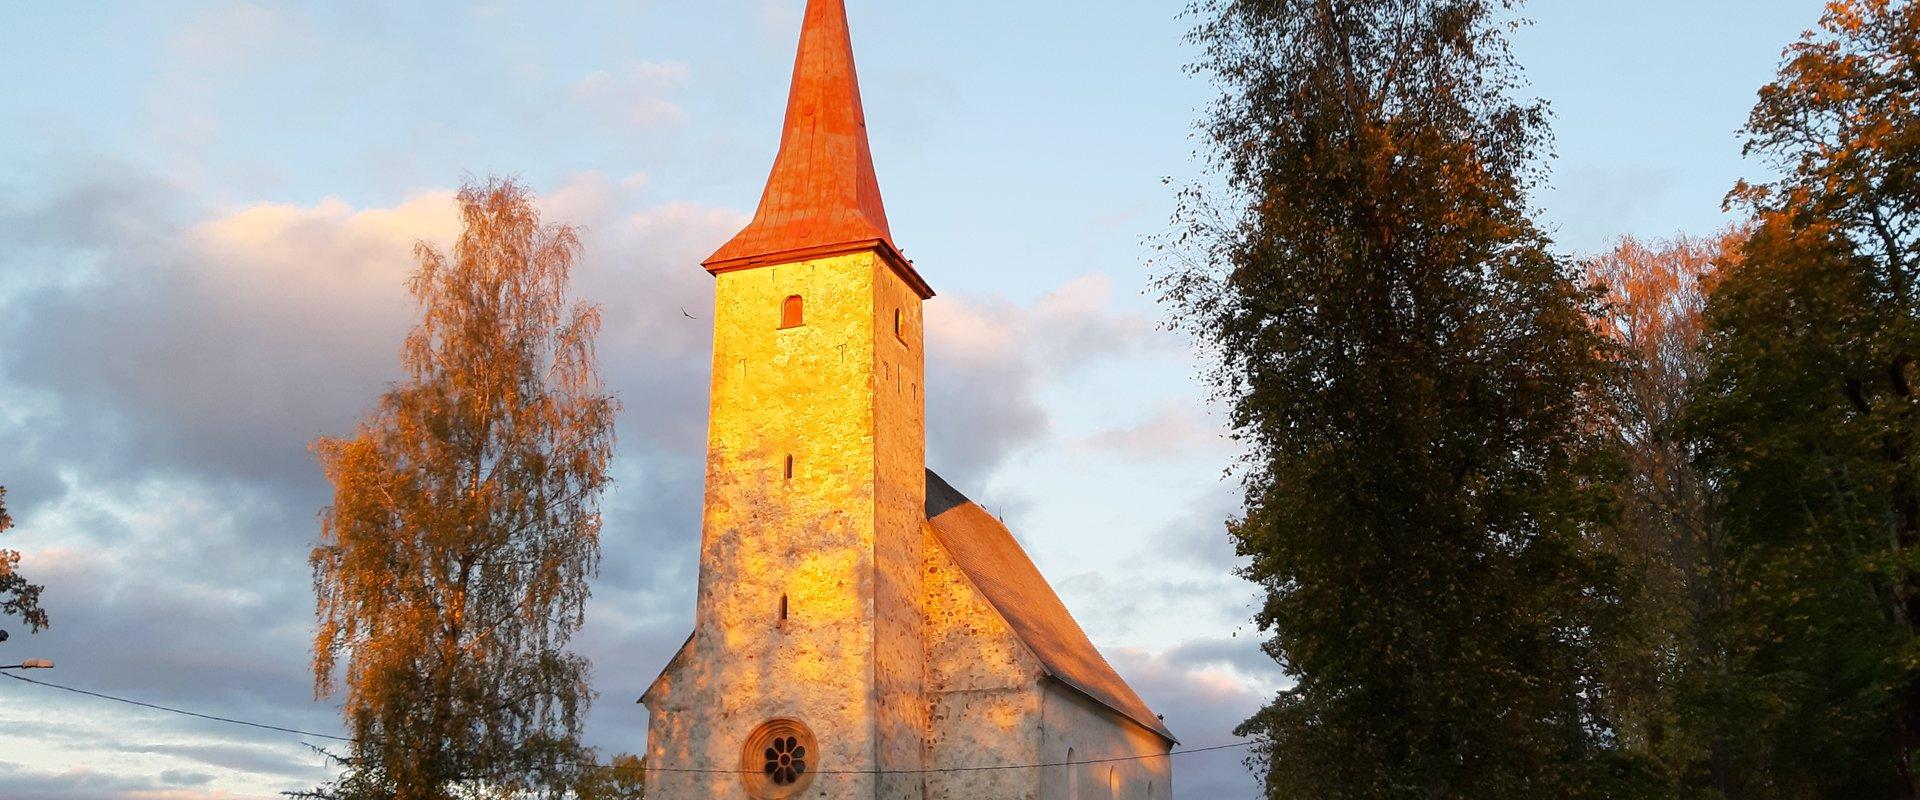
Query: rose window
764,734,807,784
740,718,818,799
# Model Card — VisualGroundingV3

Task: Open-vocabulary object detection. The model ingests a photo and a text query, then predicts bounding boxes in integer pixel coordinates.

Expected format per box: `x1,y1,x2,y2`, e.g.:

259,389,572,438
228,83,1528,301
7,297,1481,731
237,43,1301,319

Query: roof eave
1041,673,1180,746
637,632,696,707
703,237,934,299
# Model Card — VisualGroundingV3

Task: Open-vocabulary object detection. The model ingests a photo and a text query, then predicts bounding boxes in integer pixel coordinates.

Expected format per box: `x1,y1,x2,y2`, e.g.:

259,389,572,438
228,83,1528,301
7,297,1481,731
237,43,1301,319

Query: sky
0,1,1825,798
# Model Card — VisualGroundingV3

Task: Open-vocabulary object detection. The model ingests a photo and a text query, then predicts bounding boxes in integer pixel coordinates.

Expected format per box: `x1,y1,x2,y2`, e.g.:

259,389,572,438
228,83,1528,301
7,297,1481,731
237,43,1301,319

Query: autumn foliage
1168,0,1630,796
1680,1,1920,795
1175,0,1920,798
307,179,617,799
0,486,49,636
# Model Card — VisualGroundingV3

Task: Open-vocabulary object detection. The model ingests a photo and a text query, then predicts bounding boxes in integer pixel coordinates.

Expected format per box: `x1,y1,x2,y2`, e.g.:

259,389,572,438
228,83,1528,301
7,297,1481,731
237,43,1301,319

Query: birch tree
307,178,617,800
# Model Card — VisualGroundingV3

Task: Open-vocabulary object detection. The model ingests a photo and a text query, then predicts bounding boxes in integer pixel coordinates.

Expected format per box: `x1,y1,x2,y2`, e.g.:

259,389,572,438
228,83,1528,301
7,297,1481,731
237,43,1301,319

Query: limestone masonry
640,2,1175,798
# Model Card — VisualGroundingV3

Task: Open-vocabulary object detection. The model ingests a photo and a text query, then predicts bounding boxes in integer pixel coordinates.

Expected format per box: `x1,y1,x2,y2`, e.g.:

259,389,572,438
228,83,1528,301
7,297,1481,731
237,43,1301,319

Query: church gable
638,632,694,708
924,470,1176,744
924,521,1046,798
925,522,1045,691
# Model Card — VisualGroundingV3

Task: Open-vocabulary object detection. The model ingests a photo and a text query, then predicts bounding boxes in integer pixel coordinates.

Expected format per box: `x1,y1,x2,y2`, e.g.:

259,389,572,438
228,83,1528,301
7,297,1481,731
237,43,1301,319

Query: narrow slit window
781,295,804,329
779,594,789,627
894,308,904,340
784,455,794,481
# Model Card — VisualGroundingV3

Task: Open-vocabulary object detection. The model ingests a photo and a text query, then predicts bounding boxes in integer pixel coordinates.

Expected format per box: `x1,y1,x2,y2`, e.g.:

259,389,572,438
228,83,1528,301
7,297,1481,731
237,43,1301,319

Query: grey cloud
0,165,737,793
0,160,1171,795
1164,637,1283,681
0,757,295,800
135,744,314,782
1109,643,1282,800
0,176,417,499
1124,481,1246,573
160,768,215,786
0,766,158,800
924,275,1164,487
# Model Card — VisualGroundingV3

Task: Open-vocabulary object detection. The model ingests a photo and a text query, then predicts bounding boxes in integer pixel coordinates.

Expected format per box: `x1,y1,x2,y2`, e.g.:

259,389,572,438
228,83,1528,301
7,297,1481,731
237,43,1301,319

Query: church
640,2,1177,798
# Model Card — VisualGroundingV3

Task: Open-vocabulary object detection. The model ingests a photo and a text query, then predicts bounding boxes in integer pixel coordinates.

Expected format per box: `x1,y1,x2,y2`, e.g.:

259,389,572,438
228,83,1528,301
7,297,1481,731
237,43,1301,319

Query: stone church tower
641,2,1176,798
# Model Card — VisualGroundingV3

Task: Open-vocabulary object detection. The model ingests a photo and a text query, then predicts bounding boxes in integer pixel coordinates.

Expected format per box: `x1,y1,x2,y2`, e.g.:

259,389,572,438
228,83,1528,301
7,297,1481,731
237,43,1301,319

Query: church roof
925,470,1177,743
703,0,932,299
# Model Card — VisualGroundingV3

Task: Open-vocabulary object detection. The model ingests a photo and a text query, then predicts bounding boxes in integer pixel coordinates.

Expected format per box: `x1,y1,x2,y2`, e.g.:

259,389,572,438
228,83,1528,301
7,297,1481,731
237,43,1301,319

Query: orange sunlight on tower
641,2,1174,798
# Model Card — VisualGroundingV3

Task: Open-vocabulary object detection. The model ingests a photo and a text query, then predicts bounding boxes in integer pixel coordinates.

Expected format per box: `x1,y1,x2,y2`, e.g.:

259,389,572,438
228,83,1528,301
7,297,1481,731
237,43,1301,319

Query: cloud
0,183,448,494
1107,640,1286,800
0,759,278,800
0,164,748,496
0,161,1191,796
1073,402,1227,460
924,274,1159,484
573,61,692,130
0,167,740,797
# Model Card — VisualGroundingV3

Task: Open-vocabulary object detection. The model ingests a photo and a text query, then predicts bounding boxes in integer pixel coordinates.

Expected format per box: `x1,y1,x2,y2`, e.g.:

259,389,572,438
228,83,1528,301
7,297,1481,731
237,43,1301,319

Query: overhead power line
1,671,352,742
1,671,1257,774
643,740,1257,775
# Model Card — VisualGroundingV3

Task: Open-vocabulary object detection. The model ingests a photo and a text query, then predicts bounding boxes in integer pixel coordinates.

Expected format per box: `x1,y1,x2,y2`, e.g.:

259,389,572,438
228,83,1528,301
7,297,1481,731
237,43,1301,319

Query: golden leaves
308,177,616,797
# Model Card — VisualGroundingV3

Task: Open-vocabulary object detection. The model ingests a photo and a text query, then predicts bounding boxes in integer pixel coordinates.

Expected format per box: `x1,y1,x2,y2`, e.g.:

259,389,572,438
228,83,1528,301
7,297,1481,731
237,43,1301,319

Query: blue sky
0,1,1822,798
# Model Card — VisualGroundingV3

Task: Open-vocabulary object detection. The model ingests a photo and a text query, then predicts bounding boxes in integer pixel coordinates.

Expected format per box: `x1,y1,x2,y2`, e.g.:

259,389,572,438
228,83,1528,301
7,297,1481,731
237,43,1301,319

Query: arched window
781,295,804,329
1108,767,1119,799
1066,748,1079,800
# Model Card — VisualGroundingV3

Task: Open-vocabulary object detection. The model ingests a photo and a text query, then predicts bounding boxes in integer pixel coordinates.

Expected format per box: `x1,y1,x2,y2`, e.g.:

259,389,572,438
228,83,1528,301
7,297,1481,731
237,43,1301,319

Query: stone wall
642,246,1170,800
923,527,1045,800
645,249,924,799
871,257,929,799
1036,684,1174,800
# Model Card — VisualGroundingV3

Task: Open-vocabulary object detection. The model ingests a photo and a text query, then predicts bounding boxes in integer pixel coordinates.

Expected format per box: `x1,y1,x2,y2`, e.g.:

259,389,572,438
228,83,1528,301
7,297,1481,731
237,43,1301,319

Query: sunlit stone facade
640,2,1174,797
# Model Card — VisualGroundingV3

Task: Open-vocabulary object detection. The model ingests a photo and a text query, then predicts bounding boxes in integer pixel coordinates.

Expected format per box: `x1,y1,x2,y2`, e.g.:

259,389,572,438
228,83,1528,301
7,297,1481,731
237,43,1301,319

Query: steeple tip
704,0,931,298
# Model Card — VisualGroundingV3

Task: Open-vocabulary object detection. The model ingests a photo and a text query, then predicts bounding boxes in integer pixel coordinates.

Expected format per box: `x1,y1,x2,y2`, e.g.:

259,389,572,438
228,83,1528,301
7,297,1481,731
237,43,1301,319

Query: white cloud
1073,402,1227,460
923,273,1163,483
572,61,692,130
0,163,1229,797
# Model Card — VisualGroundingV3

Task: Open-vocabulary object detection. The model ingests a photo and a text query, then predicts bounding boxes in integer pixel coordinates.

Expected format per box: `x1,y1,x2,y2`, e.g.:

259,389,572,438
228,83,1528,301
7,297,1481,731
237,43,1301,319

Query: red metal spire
703,0,932,298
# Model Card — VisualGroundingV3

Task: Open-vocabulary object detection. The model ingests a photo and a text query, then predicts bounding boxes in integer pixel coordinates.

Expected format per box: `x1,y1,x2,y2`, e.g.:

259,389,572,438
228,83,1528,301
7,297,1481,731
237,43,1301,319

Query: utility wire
641,740,1257,775
1,671,1256,774
1,671,352,742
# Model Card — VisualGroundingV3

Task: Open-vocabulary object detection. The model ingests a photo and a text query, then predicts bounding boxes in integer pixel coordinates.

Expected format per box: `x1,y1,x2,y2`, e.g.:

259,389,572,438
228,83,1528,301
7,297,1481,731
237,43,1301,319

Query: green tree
1691,221,1907,799
1164,1,1635,797
305,178,618,800
575,753,645,800
1688,2,1920,797
0,486,50,637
